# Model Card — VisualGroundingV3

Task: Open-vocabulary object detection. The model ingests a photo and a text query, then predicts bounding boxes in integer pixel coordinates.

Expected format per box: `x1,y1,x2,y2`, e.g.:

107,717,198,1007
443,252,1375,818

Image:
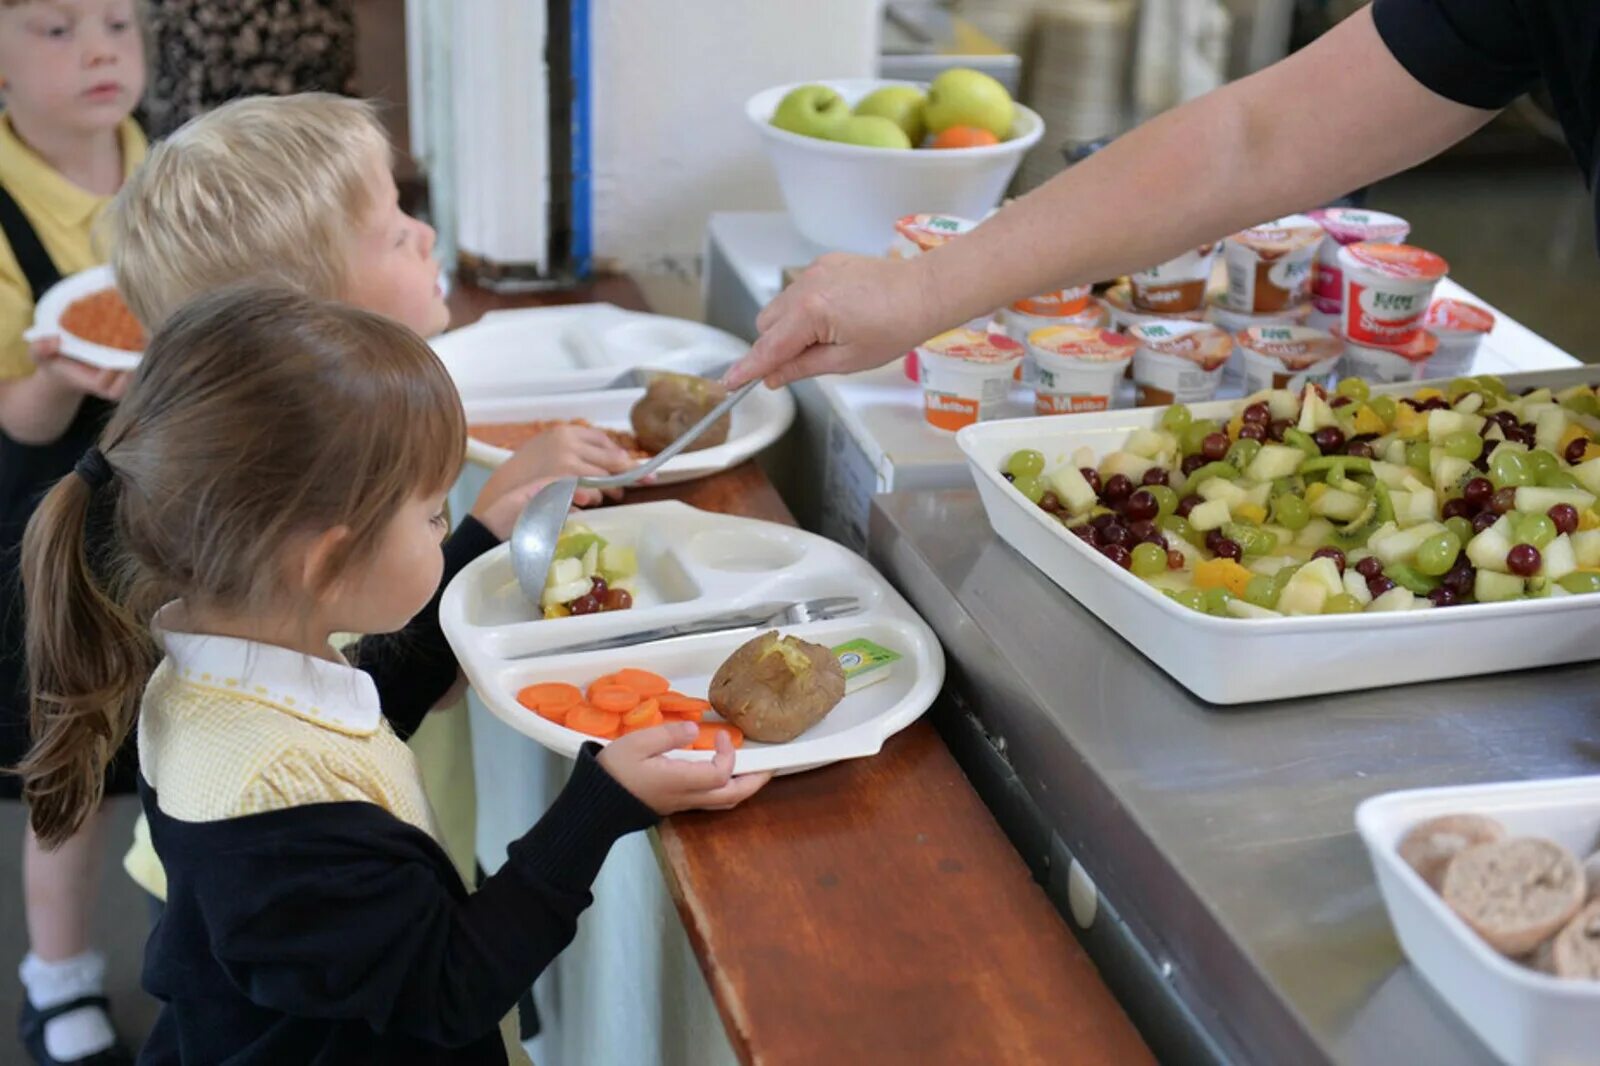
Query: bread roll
1398,813,1507,890
1441,838,1585,957
1552,900,1600,981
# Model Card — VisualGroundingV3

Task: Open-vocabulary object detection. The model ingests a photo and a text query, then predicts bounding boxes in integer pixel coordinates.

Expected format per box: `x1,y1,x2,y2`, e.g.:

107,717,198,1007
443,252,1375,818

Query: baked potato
629,372,731,454
708,631,845,743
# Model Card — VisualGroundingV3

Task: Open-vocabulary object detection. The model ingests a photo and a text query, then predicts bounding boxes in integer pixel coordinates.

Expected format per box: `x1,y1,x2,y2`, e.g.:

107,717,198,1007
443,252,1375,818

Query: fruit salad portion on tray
999,375,1600,618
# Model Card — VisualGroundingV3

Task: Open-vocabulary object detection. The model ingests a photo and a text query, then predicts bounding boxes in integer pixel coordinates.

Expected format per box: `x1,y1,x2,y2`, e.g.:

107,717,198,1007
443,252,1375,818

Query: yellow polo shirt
0,113,146,379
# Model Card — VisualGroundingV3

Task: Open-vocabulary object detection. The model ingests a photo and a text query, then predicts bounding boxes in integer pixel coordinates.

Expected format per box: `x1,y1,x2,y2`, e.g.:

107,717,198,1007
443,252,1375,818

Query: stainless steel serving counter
868,489,1600,1066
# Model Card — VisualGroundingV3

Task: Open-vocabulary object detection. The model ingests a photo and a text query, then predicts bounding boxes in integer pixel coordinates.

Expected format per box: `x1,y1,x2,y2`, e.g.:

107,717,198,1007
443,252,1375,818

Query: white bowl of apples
747,73,1044,255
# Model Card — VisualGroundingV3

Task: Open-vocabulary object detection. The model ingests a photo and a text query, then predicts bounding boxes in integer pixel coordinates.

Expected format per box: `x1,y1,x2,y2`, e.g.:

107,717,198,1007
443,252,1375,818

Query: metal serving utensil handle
579,379,759,491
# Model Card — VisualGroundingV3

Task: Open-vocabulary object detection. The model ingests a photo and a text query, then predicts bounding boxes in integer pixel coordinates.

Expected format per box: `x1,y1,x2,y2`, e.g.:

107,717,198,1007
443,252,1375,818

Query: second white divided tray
440,500,945,775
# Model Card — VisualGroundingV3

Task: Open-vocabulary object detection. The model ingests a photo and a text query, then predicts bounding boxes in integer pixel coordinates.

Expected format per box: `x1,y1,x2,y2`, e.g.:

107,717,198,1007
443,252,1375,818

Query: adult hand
724,253,946,390
32,337,133,401
597,720,771,814
470,423,639,538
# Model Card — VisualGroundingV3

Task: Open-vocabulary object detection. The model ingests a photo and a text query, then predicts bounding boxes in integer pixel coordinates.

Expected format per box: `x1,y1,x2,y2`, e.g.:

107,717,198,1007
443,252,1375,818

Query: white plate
462,383,795,485
433,303,748,402
440,500,944,775
956,396,1600,704
1356,777,1600,1066
25,265,141,370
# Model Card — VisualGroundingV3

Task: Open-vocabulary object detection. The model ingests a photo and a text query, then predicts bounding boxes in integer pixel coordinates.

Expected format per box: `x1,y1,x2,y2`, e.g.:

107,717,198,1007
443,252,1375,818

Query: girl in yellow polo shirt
0,3,145,1064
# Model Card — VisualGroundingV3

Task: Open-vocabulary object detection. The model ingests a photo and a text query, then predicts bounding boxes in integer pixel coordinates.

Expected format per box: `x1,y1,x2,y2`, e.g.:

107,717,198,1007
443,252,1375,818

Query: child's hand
31,337,132,401
597,720,771,815
471,424,639,539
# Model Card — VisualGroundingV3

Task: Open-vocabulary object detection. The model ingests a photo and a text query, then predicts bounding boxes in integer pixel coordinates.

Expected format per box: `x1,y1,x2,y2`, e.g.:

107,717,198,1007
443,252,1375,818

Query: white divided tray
463,382,795,485
956,393,1600,704
1356,777,1600,1066
433,303,748,401
440,500,945,775
25,265,141,371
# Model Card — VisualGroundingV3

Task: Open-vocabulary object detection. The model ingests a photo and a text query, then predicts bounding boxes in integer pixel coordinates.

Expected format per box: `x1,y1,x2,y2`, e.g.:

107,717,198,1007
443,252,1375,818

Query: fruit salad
541,522,639,619
1002,376,1600,617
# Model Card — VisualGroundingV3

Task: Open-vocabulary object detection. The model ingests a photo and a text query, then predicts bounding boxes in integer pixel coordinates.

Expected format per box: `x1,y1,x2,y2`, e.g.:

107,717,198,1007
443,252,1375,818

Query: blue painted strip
569,0,592,278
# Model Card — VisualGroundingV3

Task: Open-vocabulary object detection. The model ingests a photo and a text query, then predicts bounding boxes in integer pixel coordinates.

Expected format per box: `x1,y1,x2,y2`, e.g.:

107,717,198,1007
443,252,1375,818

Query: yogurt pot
1026,325,1136,415
1206,293,1311,385
1103,281,1207,331
1234,324,1343,393
1003,287,1096,338
1129,243,1220,313
1223,214,1325,312
889,213,976,259
1339,328,1440,384
1128,320,1232,406
903,312,1002,382
1307,207,1409,306
916,328,1025,432
1422,297,1496,378
1338,242,1449,346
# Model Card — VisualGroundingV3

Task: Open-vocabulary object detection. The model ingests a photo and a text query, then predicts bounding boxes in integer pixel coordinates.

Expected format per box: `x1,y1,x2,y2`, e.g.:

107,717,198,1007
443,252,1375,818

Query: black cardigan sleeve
189,745,656,1049
346,515,500,739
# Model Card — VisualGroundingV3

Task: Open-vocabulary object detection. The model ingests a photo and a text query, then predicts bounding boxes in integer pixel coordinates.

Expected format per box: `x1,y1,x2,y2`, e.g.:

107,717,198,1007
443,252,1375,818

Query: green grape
1385,563,1438,595
1131,542,1168,577
1517,513,1558,549
1158,515,1194,543
1405,441,1432,472
1444,515,1474,546
1442,431,1483,462
1227,438,1263,470
1558,571,1600,595
1336,377,1370,402
1283,428,1321,458
1540,469,1585,491
1415,531,1462,576
1564,393,1600,418
1203,588,1234,615
1323,593,1362,614
1446,377,1479,402
1145,484,1178,519
1272,492,1311,531
1007,449,1046,479
1490,449,1530,489
1222,522,1271,556
1475,375,1509,398
1182,420,1221,455
1161,404,1193,434
1526,449,1560,482
1369,395,1399,425
1269,564,1301,600
1175,589,1207,613
1243,575,1277,608
1013,474,1045,504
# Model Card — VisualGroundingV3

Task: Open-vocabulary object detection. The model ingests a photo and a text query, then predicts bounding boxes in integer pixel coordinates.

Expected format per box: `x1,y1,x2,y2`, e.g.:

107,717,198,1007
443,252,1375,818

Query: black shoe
18,996,134,1066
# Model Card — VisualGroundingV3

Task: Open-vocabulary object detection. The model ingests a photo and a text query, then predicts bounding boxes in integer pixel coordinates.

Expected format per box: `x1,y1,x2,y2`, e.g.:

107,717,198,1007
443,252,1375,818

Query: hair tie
74,448,113,492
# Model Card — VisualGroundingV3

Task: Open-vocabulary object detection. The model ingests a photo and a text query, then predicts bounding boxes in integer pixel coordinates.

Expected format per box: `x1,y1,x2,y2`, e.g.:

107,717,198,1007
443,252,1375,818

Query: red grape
1203,529,1226,553
1213,538,1243,561
1354,556,1384,580
1311,546,1346,574
1268,419,1292,441
1242,402,1270,425
1166,549,1184,570
1104,473,1134,503
1549,503,1580,535
1124,490,1158,521
1102,524,1134,548
1071,523,1096,543
1039,491,1062,513
1312,427,1346,454
590,575,608,596
1346,441,1374,459
1238,423,1267,441
1491,487,1518,514
1181,454,1206,476
1142,467,1170,487
1366,576,1396,597
1462,477,1493,508
1506,544,1541,576
1102,544,1132,569
1427,587,1459,607
1441,497,1473,521
602,588,633,611
1200,433,1230,461
1081,467,1103,494
1330,395,1352,409
1176,495,1201,518
1565,438,1589,465
1471,510,1499,534
568,594,602,615
1129,520,1165,547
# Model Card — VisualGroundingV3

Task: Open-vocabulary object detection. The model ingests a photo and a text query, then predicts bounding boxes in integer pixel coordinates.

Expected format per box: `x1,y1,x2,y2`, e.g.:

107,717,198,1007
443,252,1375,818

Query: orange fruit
930,126,1000,149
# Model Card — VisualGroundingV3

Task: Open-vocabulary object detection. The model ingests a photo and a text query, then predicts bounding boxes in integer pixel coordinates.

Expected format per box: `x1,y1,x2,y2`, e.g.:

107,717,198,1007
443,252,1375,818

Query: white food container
25,264,142,371
956,402,1600,703
1356,776,1600,1066
747,79,1044,255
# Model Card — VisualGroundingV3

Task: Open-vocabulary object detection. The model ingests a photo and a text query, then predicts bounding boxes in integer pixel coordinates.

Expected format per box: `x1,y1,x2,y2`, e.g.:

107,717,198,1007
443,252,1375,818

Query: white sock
18,951,118,1061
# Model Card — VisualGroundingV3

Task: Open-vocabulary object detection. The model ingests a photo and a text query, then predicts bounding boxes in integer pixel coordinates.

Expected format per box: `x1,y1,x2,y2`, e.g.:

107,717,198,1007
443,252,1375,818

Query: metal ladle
509,378,759,603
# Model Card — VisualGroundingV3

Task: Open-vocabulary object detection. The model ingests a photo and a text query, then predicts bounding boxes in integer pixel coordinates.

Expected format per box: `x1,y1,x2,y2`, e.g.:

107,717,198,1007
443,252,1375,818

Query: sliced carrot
691,722,744,750
535,701,571,726
663,708,705,723
517,682,582,712
656,691,710,715
621,699,665,733
567,704,621,739
588,682,641,714
611,668,670,697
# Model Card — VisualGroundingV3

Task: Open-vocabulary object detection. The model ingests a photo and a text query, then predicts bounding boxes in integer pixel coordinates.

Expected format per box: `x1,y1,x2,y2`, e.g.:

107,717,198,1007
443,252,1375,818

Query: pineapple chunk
1188,499,1231,532
1393,403,1426,440
1235,502,1268,525
1193,558,1254,596
1351,404,1388,436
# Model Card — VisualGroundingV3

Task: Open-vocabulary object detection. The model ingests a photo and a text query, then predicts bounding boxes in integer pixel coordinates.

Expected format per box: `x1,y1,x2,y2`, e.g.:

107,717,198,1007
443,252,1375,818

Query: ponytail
17,464,153,848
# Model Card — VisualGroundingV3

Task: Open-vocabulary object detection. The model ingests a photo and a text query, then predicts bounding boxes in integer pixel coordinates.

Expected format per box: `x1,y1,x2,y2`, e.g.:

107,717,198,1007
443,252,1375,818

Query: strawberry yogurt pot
1235,324,1343,393
1339,327,1441,384
889,213,976,259
1026,325,1136,415
1307,207,1409,306
1223,215,1325,312
1422,297,1496,378
1338,242,1449,346
1130,243,1219,313
1128,320,1232,406
916,328,1025,432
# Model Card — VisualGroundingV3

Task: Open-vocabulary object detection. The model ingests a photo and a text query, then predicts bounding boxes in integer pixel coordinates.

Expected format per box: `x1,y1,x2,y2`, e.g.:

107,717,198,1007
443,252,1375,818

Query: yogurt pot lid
1229,214,1325,255
1102,281,1207,319
1339,241,1449,280
894,213,977,252
1307,207,1410,245
1010,285,1093,315
1235,324,1343,368
1128,320,1232,369
1423,297,1495,334
1028,325,1137,362
1337,326,1440,362
918,327,1024,364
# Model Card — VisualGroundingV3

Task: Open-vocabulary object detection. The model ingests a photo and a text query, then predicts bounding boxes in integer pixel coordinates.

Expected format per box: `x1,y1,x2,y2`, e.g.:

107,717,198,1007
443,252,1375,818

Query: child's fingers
654,752,736,794
612,719,699,759
710,729,736,776
572,487,604,507
692,771,772,810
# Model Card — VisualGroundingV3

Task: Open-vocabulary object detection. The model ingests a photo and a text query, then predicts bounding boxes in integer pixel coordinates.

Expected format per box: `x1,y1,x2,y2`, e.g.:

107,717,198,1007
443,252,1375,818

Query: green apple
924,68,1014,140
771,84,850,140
829,114,912,149
853,85,927,146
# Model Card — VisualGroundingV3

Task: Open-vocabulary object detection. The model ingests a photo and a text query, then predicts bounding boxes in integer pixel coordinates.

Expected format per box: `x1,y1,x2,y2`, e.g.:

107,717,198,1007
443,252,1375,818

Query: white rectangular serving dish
956,387,1600,703
1356,777,1600,1066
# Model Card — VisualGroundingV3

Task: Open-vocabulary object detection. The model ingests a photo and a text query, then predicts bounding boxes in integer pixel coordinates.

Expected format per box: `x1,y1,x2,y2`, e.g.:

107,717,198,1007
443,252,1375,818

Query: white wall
589,1,881,276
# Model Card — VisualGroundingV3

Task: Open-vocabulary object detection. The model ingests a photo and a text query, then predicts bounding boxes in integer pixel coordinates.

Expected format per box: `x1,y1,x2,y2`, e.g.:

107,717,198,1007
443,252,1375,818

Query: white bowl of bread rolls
1357,776,1600,1066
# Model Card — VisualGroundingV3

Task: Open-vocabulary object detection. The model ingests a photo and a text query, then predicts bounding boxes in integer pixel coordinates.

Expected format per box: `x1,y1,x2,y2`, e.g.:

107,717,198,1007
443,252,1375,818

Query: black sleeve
1371,0,1540,110
347,515,500,739
198,745,658,1048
